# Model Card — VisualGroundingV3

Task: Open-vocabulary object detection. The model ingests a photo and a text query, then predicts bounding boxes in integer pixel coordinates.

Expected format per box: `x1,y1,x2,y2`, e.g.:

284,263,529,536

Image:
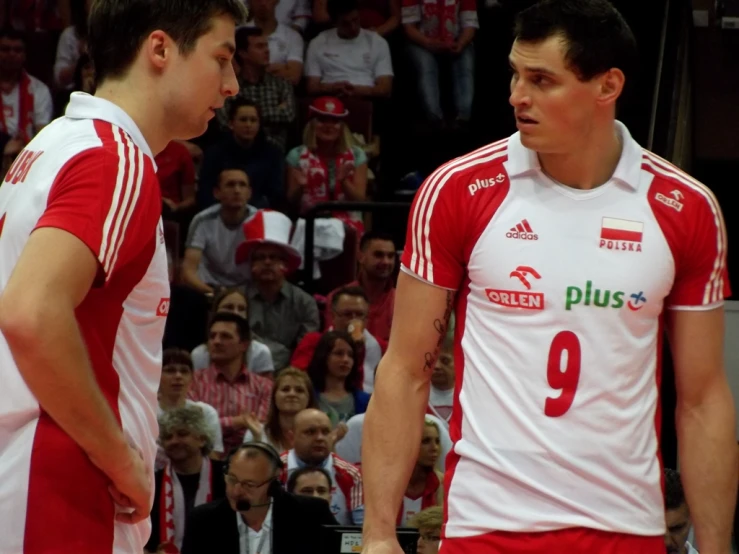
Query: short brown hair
163,348,193,370
89,0,248,84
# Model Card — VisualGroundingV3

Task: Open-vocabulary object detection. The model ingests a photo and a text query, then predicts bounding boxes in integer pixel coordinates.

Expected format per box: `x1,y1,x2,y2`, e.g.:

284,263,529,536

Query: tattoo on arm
424,291,456,372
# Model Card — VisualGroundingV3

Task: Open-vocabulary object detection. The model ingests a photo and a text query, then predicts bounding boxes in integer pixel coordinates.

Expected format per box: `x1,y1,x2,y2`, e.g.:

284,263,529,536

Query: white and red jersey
0,93,169,554
280,450,364,525
401,123,729,544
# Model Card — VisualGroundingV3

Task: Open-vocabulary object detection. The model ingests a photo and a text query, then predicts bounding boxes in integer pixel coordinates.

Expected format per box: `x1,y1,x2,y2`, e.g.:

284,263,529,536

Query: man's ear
595,68,625,108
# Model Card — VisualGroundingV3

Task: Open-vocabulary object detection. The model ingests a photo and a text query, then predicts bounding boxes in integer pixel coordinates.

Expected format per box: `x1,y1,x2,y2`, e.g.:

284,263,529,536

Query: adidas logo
506,219,538,241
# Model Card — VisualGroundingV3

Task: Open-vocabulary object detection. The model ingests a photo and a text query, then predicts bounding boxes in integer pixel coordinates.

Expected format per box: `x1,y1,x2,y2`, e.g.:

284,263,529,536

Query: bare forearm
362,358,430,539
677,386,738,553
3,305,130,471
182,267,213,294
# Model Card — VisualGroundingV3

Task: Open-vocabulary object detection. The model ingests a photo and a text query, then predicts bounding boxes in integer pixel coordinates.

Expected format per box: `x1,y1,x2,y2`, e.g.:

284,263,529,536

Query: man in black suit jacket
182,442,337,554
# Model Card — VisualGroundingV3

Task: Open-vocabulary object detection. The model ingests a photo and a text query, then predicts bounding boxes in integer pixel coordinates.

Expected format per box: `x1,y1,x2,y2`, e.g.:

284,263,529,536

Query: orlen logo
565,281,647,312
157,298,170,317
468,173,505,196
485,266,544,310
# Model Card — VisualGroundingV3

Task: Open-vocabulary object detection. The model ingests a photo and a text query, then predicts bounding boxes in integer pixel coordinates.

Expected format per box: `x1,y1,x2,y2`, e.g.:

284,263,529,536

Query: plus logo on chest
565,281,647,312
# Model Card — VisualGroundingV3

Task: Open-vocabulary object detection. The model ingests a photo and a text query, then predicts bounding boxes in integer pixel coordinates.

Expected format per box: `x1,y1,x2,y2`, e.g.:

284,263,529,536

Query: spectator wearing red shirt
325,230,396,344
156,140,196,217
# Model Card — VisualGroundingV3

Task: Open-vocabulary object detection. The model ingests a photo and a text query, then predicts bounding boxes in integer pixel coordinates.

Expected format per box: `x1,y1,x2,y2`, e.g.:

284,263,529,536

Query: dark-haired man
0,1,247,552
361,1,736,553
664,468,698,554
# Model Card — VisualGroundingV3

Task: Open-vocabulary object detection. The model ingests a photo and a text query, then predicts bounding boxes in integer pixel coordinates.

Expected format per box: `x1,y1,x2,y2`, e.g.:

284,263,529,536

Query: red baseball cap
309,96,348,118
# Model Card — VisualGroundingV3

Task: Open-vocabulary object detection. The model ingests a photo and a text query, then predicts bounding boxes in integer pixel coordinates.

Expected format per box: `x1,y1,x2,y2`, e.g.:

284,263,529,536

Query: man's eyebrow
508,58,558,76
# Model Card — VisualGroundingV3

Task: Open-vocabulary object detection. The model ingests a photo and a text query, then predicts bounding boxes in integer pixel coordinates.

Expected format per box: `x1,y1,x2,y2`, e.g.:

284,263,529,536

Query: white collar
237,499,273,534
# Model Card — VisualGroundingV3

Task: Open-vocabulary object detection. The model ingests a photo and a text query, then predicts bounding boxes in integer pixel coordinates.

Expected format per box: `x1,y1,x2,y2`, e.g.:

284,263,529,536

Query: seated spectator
398,418,443,526
1,135,23,181
182,167,257,294
182,443,336,554
156,140,196,220
314,0,401,37
292,287,382,392
305,0,393,99
325,231,396,343
0,28,53,143
247,0,304,85
191,288,274,376
280,408,364,525
427,324,454,428
664,468,698,554
146,405,226,554
237,210,320,370
286,97,367,230
157,348,225,467
402,0,477,128
335,411,453,471
408,506,443,554
306,330,371,424
287,466,333,503
189,312,274,453
200,98,284,210
242,367,318,450
274,0,312,32
220,27,297,151
53,0,90,90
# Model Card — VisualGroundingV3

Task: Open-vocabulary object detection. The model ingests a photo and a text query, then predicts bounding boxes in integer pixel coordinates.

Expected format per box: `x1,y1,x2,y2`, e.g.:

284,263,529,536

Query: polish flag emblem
600,217,643,243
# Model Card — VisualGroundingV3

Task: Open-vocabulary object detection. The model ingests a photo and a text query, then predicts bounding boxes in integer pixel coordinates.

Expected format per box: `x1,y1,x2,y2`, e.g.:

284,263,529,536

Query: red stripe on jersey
438,527,664,554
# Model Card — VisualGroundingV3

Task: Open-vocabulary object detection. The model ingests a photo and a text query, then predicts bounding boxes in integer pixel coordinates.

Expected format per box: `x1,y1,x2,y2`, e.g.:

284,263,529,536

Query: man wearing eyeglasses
291,286,383,391
182,443,336,554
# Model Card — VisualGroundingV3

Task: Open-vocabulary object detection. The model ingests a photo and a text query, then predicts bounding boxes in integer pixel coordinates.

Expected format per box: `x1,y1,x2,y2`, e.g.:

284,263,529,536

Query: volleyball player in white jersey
0,1,246,552
362,1,737,553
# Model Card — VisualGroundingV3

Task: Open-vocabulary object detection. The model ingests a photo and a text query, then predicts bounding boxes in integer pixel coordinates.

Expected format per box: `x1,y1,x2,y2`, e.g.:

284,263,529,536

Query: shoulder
332,454,362,479
27,73,51,94
194,400,219,418
250,339,271,355
289,282,318,303
365,29,389,47
641,149,721,215
191,204,221,225
312,29,333,45
281,23,302,41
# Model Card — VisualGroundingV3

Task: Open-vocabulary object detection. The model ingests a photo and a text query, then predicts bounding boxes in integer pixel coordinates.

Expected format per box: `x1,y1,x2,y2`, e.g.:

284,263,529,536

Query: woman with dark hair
198,98,284,210
307,331,371,425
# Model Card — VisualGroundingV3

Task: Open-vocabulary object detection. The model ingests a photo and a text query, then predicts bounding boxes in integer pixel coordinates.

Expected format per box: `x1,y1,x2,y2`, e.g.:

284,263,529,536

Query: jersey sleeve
35,146,152,283
667,190,730,309
400,167,468,290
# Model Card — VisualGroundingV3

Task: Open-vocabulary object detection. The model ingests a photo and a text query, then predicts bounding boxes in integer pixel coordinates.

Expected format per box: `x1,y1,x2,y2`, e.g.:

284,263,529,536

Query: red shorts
439,527,664,554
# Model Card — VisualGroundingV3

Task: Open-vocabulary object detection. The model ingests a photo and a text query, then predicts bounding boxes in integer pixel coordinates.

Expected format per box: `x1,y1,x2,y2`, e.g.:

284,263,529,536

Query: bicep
0,228,98,326
380,271,454,381
182,248,203,271
667,307,727,408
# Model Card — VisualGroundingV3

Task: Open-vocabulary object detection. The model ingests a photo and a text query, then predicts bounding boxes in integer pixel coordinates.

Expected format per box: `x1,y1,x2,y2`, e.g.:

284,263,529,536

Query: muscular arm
0,228,134,478
669,307,738,553
181,248,213,294
362,271,454,541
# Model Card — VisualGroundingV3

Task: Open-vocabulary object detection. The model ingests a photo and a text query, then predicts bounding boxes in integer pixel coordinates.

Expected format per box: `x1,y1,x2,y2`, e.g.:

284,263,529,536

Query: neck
242,503,270,531
215,357,243,381
233,134,254,149
410,464,430,486
324,374,347,395
255,16,277,34
358,271,388,301
220,205,247,226
432,381,453,392
94,79,173,155
256,280,283,301
172,455,204,476
537,122,622,190
241,62,264,84
159,393,187,410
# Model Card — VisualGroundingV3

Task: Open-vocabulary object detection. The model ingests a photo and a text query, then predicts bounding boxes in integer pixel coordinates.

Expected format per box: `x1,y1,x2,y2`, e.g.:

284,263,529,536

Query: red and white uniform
401,122,729,553
280,450,364,525
0,93,169,554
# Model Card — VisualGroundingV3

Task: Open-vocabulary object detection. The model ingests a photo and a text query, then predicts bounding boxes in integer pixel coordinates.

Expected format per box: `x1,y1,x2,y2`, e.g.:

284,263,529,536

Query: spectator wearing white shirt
273,0,312,33
53,0,91,90
156,349,225,468
305,0,393,99
0,29,53,143
247,0,305,85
